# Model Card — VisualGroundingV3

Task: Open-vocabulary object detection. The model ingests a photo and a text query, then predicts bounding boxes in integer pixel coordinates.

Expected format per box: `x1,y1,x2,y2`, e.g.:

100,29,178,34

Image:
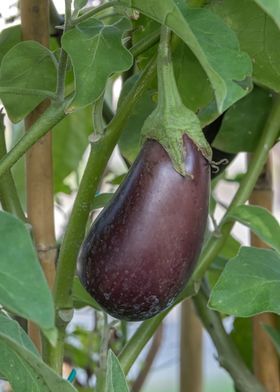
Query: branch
119,309,167,375
131,323,163,392
0,115,26,221
193,286,267,392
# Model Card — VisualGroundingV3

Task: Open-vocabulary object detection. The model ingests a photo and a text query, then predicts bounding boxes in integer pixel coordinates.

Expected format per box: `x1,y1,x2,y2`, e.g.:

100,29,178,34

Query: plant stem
71,1,121,26
0,115,26,221
131,323,163,392
130,29,160,58
157,26,182,111
193,286,267,392
56,0,72,99
119,310,168,375
0,101,68,179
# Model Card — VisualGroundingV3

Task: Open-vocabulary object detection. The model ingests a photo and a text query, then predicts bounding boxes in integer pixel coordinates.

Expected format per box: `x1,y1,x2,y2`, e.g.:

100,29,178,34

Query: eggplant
78,134,210,321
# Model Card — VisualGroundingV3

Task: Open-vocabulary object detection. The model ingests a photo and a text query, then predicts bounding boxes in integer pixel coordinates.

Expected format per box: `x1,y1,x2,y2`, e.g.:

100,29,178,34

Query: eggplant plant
0,0,280,391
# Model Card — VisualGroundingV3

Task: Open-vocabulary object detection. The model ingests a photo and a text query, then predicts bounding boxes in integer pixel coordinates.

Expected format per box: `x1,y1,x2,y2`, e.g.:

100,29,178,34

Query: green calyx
140,25,212,177
141,101,212,177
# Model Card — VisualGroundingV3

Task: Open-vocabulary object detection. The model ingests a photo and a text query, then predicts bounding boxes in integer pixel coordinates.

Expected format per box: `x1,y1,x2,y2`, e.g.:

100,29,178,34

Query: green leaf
213,87,273,153
210,0,280,93
209,247,280,317
105,350,129,392
53,106,93,194
253,1,280,29
0,312,38,356
0,332,77,392
120,0,252,112
0,41,57,123
0,211,55,332
263,324,280,357
173,38,214,116
72,276,101,310
0,25,21,65
227,205,280,254
92,193,114,210
62,17,133,110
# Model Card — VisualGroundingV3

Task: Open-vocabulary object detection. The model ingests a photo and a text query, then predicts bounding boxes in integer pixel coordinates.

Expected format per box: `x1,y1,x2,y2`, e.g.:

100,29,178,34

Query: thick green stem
193,286,266,392
0,101,68,179
54,56,157,311
56,0,72,99
0,115,26,221
157,26,182,110
131,29,160,58
42,327,65,374
119,310,168,375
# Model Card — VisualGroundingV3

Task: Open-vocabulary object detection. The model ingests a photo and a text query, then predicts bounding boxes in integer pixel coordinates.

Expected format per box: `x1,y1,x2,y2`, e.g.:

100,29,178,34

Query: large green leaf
105,350,129,392
253,1,280,29
0,211,55,333
62,17,133,110
209,247,280,317
53,106,93,194
173,38,214,115
0,41,57,123
120,0,252,112
0,332,77,392
213,87,273,153
210,0,280,93
227,205,280,254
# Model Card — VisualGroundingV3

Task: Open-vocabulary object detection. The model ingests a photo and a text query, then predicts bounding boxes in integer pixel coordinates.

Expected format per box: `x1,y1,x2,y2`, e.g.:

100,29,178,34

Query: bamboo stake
180,299,203,392
21,0,57,352
249,157,280,392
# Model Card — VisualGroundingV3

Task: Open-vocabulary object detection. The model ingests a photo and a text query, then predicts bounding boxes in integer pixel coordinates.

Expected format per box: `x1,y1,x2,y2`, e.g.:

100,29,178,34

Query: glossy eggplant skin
77,134,210,321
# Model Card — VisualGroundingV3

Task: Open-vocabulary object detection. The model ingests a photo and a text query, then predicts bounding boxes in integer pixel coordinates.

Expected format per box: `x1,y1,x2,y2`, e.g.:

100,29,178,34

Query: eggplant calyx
141,101,212,176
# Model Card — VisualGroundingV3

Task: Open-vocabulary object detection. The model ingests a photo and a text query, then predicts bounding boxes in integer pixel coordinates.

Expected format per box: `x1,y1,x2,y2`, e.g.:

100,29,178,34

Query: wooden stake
180,299,203,392
250,158,280,392
21,0,57,352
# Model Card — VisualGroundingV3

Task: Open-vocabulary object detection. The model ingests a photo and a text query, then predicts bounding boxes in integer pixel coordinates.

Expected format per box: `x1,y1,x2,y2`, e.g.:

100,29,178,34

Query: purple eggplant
77,134,210,321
